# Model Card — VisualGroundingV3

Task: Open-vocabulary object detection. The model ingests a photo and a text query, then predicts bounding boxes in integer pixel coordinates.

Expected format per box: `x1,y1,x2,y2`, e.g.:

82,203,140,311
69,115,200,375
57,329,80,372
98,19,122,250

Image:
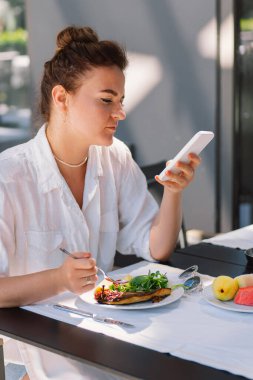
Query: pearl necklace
54,154,88,168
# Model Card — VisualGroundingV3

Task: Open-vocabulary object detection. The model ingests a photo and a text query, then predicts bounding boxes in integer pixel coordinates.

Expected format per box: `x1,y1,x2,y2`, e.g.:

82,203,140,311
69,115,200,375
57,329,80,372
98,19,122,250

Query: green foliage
109,271,169,292
0,28,27,54
240,18,253,31
9,0,25,7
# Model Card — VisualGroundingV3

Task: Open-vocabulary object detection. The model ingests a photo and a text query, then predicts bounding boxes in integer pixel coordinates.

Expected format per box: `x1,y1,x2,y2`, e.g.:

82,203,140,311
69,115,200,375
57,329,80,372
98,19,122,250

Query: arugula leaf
109,271,169,292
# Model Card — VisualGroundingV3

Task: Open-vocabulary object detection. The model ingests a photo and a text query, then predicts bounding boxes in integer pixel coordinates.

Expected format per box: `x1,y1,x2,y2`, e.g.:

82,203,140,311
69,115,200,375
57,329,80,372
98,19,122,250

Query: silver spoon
172,275,201,293
178,265,199,279
59,248,127,284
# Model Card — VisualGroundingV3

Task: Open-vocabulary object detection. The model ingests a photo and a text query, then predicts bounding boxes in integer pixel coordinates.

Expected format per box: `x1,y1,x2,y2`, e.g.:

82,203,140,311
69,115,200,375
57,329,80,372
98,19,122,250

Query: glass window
0,0,31,151
235,0,253,226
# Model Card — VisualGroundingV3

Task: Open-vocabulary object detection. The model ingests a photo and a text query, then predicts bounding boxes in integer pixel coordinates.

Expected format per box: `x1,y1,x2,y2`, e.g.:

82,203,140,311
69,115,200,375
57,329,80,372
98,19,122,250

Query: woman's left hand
155,153,201,193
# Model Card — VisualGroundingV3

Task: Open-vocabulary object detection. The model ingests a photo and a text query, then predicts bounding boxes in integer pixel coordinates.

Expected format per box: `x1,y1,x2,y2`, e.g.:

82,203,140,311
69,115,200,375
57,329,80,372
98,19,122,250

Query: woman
0,26,200,379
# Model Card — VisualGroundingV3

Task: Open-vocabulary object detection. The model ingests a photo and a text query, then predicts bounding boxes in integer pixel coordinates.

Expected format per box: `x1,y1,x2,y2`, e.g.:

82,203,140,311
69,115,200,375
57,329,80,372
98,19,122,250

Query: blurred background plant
0,0,31,130
0,28,27,54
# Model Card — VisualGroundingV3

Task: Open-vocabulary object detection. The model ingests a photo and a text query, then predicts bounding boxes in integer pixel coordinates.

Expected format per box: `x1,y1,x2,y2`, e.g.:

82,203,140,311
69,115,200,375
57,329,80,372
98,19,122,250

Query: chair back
141,161,187,249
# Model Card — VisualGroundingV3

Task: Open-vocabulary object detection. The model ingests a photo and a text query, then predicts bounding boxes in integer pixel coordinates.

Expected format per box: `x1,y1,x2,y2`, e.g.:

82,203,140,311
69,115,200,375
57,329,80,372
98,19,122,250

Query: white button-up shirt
0,124,158,276
0,125,159,379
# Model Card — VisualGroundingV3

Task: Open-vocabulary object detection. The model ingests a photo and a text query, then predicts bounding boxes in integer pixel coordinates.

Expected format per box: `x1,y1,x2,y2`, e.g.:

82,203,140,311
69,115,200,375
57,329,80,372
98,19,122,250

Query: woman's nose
112,105,126,120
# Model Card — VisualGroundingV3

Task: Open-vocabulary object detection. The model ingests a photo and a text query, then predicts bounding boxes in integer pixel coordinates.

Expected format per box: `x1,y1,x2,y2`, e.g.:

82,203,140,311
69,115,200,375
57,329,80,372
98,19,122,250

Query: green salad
109,270,169,292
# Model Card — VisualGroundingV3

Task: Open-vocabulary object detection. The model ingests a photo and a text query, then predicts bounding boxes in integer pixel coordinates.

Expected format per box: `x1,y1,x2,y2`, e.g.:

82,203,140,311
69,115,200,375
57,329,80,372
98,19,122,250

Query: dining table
0,242,252,380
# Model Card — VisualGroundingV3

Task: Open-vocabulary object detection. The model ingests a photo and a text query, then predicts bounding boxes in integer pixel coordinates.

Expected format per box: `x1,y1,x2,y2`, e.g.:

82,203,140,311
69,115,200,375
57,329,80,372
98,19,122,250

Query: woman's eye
101,98,112,104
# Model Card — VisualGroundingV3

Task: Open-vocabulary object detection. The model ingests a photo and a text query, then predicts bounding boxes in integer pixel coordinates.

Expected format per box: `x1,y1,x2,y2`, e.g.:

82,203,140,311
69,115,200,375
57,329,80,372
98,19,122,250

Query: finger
175,162,194,179
75,281,96,295
76,268,98,277
163,168,187,185
155,174,185,189
155,173,182,186
155,175,166,186
71,251,91,259
82,274,98,287
72,257,97,270
188,153,201,168
80,283,96,293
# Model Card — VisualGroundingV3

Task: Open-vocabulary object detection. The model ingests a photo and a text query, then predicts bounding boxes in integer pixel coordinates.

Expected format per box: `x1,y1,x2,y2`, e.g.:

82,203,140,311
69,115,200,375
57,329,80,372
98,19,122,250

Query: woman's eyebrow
100,89,118,96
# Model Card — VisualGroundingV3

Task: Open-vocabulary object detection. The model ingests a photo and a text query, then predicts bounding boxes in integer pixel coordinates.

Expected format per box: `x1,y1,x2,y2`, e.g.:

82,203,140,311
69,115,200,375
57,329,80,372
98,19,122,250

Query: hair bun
56,26,99,51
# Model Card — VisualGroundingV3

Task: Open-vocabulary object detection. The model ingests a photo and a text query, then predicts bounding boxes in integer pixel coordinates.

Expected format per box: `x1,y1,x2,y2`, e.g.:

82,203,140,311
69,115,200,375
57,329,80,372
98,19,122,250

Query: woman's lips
106,125,117,131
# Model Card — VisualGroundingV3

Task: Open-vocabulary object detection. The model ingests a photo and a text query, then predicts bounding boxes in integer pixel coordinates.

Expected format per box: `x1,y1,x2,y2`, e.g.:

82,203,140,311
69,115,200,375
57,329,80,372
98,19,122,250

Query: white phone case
158,131,214,181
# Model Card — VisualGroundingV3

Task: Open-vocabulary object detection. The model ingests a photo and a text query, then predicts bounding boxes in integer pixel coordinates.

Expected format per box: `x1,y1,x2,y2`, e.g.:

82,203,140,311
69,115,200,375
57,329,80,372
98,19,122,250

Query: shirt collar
30,124,104,193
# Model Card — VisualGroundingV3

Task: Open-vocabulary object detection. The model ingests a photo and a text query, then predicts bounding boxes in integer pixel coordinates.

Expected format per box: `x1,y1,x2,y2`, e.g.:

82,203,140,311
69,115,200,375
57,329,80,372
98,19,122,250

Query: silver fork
59,248,127,284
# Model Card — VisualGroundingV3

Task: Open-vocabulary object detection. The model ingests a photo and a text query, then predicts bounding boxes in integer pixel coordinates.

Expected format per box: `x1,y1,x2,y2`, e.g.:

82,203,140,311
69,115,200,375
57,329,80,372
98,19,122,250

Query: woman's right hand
57,252,98,295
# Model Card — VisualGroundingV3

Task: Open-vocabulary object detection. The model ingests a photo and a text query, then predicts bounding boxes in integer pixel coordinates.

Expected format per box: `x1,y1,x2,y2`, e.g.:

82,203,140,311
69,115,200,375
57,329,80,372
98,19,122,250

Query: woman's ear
51,85,68,112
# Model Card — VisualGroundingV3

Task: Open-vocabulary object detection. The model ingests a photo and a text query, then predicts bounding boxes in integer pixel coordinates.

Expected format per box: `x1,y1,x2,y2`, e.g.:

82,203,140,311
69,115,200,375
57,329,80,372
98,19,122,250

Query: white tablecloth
23,262,253,379
203,224,253,250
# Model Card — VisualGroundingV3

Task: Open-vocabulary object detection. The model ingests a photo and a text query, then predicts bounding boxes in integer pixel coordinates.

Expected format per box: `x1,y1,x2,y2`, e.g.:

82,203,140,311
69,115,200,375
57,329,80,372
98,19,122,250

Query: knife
53,304,134,328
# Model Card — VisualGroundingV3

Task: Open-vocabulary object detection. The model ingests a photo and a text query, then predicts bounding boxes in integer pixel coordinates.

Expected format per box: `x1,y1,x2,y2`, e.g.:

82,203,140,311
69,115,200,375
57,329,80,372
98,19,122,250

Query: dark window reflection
236,0,253,226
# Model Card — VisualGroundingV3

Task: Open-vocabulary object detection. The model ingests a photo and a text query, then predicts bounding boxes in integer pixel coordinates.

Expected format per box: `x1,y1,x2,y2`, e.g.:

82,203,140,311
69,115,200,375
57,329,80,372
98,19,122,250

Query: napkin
22,262,253,380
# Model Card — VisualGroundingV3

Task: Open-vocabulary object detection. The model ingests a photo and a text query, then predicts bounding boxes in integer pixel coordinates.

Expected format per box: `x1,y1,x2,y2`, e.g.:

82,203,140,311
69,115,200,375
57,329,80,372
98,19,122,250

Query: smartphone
158,131,214,181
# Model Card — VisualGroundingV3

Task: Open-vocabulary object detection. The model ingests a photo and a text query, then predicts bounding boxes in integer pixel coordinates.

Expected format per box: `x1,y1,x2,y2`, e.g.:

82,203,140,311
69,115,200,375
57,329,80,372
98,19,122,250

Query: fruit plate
80,287,184,310
202,285,253,313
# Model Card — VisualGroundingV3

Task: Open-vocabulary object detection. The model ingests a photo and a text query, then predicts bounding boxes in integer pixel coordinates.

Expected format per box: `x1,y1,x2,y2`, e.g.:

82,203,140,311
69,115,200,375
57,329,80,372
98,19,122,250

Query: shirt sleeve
0,183,15,276
116,151,159,261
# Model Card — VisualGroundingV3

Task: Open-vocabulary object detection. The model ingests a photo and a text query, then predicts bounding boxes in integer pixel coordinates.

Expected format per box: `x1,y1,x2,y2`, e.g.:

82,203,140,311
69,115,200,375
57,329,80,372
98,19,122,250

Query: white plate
80,287,184,310
202,285,253,313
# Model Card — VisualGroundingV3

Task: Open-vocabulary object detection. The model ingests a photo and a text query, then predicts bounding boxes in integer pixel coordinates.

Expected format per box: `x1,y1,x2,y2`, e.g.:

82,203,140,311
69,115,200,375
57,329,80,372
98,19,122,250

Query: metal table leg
0,338,5,380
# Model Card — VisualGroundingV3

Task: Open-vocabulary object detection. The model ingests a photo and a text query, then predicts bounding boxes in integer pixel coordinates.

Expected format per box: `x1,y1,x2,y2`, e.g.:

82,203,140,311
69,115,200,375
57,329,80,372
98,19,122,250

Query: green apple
235,274,253,288
212,275,239,301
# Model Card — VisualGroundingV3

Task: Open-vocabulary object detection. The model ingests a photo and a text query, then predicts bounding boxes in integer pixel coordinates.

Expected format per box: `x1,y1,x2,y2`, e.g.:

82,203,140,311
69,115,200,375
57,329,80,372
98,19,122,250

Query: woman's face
64,65,126,146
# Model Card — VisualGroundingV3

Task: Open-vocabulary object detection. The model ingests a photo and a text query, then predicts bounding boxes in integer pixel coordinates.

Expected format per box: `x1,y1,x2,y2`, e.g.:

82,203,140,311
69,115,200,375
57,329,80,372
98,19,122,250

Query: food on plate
94,270,171,305
234,286,253,306
235,274,253,288
94,287,171,305
123,274,133,282
212,273,253,305
212,275,239,301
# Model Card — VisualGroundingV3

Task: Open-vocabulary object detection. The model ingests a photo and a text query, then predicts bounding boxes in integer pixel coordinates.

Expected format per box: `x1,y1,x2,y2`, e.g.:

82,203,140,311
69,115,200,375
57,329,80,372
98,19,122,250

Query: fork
59,248,127,284
97,267,128,284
